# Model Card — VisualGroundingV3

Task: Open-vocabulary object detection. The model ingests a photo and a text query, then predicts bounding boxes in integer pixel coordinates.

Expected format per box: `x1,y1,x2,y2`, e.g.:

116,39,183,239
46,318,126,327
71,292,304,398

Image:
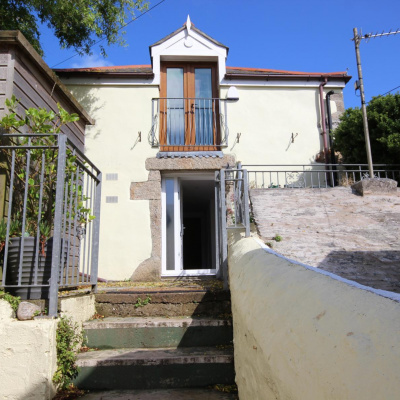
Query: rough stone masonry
250,187,400,293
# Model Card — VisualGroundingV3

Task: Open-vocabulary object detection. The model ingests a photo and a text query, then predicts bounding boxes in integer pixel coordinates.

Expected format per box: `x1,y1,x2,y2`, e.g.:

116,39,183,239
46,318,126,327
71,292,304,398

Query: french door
160,63,219,152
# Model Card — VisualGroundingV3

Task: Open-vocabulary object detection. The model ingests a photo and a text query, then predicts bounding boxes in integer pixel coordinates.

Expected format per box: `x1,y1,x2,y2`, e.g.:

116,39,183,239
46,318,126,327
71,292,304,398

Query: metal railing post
243,169,250,237
48,135,67,317
90,172,102,292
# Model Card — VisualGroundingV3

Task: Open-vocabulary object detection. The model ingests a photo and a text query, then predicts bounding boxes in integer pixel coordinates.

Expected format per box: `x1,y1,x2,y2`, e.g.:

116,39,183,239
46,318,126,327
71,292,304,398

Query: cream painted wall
229,235,400,400
220,85,327,166
64,82,342,280
60,294,96,327
0,300,57,400
67,84,159,280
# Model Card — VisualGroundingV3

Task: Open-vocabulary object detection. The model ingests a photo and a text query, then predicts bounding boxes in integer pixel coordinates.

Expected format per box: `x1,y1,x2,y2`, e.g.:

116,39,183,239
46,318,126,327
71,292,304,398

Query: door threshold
162,270,217,278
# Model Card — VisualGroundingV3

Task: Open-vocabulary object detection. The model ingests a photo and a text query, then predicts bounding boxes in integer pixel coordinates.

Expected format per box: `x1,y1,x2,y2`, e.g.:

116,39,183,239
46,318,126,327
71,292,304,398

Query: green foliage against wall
333,93,400,165
0,0,148,57
53,317,83,390
0,96,95,250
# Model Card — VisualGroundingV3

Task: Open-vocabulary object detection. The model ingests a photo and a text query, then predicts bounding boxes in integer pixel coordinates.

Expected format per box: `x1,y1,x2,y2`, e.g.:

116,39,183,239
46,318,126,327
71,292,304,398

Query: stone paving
250,187,400,293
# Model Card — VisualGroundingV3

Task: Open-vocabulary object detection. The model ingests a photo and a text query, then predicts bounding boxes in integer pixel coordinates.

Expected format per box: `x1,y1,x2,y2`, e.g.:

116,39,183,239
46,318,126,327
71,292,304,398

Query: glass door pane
165,178,175,270
166,68,184,145
195,68,213,145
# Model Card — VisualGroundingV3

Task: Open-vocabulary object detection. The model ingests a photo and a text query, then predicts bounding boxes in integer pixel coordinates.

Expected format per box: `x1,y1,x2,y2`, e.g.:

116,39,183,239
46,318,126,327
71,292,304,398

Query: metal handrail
0,134,102,316
242,164,400,189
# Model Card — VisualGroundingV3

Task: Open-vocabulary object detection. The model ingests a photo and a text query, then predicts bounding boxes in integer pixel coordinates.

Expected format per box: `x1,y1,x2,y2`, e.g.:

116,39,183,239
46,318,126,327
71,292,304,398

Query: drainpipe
319,78,329,166
326,90,337,185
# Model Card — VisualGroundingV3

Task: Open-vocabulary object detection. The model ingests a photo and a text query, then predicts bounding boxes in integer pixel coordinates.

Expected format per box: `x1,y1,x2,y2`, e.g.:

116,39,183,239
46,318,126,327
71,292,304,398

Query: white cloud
71,53,114,68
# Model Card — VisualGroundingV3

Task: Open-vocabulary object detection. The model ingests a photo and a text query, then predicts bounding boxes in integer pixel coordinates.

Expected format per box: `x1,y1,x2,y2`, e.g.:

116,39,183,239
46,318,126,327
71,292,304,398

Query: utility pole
353,28,374,178
352,27,400,179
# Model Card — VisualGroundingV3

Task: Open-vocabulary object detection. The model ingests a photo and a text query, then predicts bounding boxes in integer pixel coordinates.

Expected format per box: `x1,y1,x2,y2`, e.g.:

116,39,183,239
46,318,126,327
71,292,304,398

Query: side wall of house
229,235,400,400
220,85,344,166
66,83,159,280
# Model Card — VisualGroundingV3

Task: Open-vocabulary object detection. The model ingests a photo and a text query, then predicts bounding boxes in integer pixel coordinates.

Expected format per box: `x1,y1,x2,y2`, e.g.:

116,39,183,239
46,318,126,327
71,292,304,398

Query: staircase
74,287,236,398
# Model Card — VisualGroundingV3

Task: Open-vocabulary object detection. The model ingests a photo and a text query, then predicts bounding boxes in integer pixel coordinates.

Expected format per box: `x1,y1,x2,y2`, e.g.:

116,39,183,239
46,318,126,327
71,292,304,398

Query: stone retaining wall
250,187,400,293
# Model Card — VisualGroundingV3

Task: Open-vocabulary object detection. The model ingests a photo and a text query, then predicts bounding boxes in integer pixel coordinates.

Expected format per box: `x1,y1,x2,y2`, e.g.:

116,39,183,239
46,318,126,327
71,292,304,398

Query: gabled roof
150,20,229,53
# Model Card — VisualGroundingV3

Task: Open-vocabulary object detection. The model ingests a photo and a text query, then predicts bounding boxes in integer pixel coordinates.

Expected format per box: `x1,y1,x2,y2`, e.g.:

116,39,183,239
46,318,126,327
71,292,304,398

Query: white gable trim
150,22,227,85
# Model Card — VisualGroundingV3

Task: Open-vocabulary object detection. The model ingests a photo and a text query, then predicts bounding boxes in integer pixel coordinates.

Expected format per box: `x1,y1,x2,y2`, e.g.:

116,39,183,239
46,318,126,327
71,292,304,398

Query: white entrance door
161,176,217,277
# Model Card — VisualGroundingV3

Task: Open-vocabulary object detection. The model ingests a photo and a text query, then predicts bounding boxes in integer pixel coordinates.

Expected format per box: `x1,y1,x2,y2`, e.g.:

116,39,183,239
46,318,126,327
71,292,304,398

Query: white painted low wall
60,294,96,328
0,294,95,400
0,300,57,400
229,235,400,400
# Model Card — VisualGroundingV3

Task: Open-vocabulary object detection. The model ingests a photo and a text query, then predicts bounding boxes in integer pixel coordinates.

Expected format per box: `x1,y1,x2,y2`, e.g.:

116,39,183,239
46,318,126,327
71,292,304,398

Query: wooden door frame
160,62,219,152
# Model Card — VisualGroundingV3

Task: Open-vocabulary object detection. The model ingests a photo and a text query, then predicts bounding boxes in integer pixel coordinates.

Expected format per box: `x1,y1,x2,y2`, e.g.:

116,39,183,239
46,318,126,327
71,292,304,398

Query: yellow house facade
56,17,350,281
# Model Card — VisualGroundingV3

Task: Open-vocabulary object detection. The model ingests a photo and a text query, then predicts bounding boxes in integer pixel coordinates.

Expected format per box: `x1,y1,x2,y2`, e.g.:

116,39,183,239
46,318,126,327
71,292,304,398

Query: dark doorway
181,179,215,271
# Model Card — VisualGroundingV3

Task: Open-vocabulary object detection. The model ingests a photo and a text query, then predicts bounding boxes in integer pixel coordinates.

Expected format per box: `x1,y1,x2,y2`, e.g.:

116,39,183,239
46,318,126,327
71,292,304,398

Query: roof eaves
55,70,154,80
225,71,351,84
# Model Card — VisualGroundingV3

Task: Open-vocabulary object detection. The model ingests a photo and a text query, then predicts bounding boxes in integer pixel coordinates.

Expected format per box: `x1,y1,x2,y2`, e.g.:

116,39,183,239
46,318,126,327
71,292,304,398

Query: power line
367,84,400,105
351,27,400,177
51,0,168,68
379,85,400,97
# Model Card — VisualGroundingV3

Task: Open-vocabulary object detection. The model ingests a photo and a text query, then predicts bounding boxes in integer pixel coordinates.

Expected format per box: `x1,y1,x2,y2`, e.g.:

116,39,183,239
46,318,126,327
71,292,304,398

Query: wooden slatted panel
13,52,85,149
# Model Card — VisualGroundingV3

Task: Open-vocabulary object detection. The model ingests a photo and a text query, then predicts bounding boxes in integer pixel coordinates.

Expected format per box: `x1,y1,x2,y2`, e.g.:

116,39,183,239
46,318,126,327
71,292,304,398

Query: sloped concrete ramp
250,187,400,293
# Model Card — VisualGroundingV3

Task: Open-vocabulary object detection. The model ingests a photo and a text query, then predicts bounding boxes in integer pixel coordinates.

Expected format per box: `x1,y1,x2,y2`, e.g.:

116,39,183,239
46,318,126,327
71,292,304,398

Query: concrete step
84,317,233,349
95,290,231,318
74,347,235,390
79,388,238,399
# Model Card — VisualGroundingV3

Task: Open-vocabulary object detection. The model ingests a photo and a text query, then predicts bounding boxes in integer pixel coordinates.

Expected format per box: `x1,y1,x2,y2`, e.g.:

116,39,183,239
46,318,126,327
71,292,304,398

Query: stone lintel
145,155,236,171
351,178,398,196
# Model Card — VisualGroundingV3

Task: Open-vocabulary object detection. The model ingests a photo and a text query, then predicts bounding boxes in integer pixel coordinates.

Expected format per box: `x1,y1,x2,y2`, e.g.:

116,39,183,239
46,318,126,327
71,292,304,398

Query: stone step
95,290,231,318
84,317,233,349
74,347,235,390
79,388,238,399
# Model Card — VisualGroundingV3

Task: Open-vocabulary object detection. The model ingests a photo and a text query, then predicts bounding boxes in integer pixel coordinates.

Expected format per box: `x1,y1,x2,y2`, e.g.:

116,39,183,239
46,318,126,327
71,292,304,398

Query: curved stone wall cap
156,151,224,159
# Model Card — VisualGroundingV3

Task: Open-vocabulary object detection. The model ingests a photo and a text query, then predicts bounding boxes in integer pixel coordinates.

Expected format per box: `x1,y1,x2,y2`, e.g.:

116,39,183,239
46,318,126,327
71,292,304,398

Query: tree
0,0,148,57
333,93,400,165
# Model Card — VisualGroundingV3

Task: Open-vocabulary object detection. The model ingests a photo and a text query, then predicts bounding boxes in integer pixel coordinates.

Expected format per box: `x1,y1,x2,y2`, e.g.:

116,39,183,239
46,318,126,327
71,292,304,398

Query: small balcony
150,98,229,152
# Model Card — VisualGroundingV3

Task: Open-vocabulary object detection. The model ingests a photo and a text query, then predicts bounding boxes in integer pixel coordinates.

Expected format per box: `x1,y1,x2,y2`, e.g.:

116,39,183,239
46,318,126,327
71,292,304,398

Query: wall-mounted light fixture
226,86,239,101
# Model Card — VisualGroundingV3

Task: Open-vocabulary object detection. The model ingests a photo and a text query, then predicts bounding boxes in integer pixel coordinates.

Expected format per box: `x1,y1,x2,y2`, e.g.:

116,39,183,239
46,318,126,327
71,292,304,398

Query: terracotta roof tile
54,64,349,81
226,66,348,76
55,65,152,74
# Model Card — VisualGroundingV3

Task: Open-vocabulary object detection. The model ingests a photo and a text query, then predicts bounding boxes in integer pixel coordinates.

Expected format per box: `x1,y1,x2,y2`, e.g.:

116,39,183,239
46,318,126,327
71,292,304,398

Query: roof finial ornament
186,15,191,32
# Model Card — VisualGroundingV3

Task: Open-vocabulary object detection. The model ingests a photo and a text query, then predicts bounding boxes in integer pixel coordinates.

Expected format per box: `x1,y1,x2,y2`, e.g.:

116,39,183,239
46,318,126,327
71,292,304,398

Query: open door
161,175,217,276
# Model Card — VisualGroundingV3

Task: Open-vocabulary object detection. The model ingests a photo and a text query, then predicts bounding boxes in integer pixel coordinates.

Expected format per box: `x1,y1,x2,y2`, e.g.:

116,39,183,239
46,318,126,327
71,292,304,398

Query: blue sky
39,0,400,109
